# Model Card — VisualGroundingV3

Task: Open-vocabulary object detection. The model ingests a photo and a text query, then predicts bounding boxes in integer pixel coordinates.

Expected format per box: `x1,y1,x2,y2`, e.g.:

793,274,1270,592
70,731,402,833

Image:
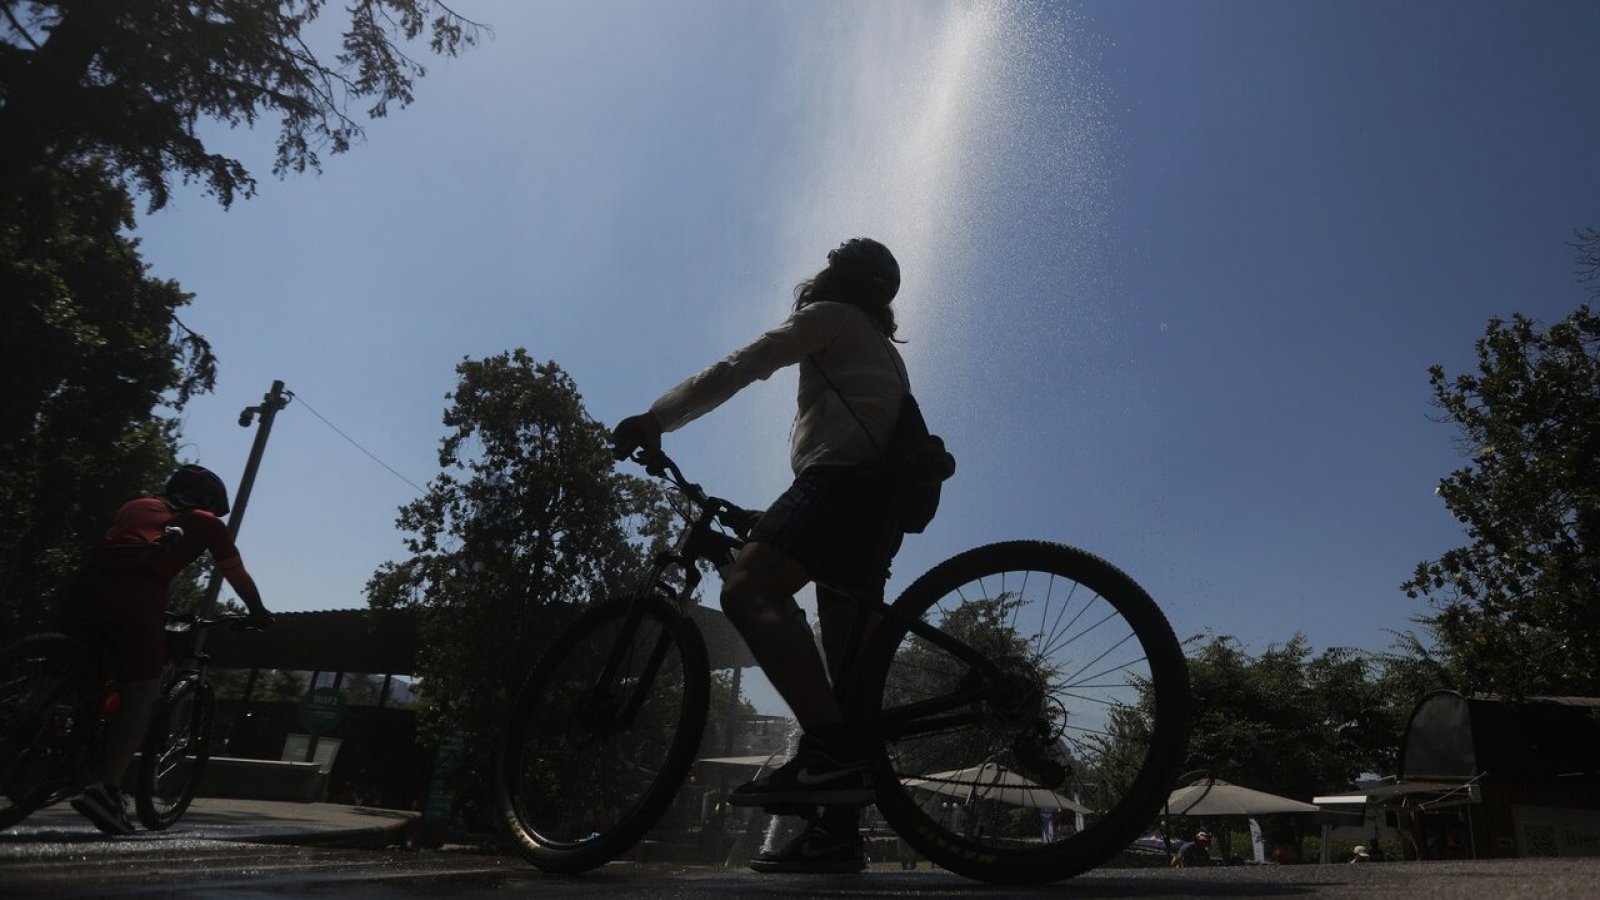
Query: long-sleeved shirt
650,301,908,474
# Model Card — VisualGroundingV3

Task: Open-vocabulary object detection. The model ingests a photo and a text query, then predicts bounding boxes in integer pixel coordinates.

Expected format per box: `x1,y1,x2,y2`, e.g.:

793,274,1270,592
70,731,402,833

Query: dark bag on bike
810,343,956,535
884,392,956,533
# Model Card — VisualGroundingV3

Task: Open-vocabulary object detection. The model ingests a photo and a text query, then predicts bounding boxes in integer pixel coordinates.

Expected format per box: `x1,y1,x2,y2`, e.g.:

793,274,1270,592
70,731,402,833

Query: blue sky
131,1,1599,705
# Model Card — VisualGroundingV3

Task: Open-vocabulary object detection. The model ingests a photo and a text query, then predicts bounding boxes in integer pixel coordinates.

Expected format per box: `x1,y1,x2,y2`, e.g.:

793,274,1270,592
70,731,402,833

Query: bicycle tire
135,675,214,830
497,595,710,873
857,540,1189,885
0,634,102,831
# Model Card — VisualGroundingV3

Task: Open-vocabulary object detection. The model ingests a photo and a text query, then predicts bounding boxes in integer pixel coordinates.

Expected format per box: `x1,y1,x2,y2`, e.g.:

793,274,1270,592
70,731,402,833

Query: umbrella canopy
1165,780,1319,816
903,763,1091,813
695,753,790,773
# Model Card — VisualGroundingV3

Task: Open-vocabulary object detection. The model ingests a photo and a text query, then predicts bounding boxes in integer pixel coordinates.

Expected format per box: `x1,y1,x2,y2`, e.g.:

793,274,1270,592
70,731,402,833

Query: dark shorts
748,465,904,592
55,570,167,681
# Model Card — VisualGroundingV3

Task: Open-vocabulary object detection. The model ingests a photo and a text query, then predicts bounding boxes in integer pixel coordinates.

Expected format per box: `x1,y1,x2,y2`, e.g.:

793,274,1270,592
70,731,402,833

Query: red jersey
85,498,244,584
60,498,250,680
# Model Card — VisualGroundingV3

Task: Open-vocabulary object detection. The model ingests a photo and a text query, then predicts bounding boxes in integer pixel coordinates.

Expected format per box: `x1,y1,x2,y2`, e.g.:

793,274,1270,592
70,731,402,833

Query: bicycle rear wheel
858,541,1189,885
0,634,101,831
135,675,214,830
497,596,710,873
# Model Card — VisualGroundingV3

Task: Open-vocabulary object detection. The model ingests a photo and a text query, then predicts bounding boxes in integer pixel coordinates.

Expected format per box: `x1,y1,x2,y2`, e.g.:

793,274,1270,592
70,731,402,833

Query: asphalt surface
4,801,1600,897
0,797,417,851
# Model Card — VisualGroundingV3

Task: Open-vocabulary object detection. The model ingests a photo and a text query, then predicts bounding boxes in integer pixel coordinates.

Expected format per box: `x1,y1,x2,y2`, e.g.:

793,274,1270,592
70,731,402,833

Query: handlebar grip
633,448,670,478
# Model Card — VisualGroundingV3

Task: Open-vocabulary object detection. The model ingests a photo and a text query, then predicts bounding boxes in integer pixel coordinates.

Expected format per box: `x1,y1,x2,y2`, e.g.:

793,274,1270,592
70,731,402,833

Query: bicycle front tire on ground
135,675,214,830
0,634,101,832
497,595,710,873
858,540,1190,885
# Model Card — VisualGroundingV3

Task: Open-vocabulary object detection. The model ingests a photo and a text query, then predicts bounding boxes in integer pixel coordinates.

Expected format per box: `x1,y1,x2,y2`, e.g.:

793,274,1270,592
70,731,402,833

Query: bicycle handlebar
628,448,754,536
164,612,261,633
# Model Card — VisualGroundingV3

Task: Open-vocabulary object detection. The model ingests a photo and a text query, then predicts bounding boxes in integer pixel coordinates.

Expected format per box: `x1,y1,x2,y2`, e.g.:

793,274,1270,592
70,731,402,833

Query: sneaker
71,782,135,835
728,736,872,808
750,822,867,874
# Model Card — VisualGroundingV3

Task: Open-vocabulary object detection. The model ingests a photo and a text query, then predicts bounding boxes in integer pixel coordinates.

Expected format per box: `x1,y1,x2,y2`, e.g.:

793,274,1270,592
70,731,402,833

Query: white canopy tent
903,763,1090,813
1166,779,1319,816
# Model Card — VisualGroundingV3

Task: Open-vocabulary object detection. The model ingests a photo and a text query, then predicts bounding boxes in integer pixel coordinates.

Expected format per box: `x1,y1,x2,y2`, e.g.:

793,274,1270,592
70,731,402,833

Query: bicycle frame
159,613,232,688
623,450,1027,746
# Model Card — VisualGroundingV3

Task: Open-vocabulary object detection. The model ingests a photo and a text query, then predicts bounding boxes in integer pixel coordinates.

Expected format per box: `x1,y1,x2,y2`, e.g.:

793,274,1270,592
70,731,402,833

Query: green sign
298,687,348,732
424,732,468,822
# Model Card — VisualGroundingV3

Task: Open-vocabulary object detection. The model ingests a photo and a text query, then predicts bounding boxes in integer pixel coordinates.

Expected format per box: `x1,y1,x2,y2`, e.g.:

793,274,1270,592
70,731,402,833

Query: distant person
1171,830,1214,868
55,464,273,834
612,238,943,874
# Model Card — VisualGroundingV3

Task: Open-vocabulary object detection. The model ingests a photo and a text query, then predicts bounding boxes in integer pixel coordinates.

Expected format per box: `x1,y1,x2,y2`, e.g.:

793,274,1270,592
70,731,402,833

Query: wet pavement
4,803,1600,898
4,853,1600,899
0,797,417,855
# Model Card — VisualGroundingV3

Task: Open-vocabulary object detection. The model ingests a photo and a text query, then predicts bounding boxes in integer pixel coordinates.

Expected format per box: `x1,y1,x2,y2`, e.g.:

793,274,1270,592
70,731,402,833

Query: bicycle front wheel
135,675,214,830
497,596,710,873
0,634,101,831
858,541,1190,885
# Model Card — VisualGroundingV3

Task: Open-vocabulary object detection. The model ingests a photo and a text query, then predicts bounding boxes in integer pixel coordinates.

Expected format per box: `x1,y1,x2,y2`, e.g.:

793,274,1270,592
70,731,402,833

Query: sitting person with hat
1172,831,1214,868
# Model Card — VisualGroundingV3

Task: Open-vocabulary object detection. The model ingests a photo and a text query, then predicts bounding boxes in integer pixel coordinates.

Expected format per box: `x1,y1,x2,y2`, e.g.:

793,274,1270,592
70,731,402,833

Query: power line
286,391,429,496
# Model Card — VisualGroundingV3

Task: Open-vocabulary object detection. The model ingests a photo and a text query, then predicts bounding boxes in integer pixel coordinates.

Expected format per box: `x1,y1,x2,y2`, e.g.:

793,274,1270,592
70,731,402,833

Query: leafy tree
365,349,676,810
1,3,486,636
1098,633,1405,850
1175,635,1400,800
0,166,215,640
1,0,486,209
1402,237,1600,697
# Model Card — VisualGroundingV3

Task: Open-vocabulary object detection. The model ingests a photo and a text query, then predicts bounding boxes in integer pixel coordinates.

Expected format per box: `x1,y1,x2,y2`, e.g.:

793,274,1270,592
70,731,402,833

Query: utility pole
200,379,290,614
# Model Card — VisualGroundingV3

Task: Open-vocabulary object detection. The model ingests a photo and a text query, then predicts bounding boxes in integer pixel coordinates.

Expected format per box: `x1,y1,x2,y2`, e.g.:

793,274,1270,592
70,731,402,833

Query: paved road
5,800,1598,898
5,844,1600,899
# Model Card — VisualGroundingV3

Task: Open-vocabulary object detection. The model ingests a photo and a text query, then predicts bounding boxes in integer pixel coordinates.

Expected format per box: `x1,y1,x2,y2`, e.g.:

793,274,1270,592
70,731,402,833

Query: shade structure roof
1165,779,1319,816
903,763,1091,813
1400,691,1600,782
204,602,755,675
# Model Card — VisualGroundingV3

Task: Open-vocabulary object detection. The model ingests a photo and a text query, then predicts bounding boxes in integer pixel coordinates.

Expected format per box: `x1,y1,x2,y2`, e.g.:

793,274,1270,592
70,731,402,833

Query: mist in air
702,1,1118,502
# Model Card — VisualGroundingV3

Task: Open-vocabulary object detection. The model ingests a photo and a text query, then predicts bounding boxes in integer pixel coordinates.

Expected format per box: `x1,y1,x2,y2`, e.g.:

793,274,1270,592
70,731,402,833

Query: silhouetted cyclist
612,238,918,874
55,464,273,834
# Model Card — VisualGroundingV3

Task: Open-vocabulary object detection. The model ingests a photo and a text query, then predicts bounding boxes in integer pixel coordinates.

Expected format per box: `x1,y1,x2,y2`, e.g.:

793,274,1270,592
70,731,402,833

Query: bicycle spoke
871,542,1187,885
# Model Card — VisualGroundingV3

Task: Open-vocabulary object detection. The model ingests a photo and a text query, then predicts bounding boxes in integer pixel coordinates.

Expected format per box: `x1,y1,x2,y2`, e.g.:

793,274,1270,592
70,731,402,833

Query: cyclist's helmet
826,237,900,306
165,464,230,517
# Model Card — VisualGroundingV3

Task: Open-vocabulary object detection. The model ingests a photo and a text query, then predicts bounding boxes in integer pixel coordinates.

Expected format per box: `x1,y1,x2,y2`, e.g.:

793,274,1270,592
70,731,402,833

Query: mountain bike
134,612,240,830
0,613,247,833
496,450,1189,885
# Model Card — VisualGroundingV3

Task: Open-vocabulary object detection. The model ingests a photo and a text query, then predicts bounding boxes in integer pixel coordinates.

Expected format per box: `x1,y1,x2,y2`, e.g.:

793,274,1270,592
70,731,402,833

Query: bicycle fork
577,601,678,736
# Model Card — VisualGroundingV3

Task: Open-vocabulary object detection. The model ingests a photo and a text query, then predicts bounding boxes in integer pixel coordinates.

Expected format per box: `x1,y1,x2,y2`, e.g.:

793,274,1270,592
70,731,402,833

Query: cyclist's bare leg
720,541,842,729
96,678,160,784
812,585,882,838
814,586,881,686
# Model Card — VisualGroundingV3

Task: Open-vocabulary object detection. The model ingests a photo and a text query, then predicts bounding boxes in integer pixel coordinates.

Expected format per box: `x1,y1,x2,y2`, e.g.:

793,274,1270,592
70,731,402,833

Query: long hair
793,267,901,340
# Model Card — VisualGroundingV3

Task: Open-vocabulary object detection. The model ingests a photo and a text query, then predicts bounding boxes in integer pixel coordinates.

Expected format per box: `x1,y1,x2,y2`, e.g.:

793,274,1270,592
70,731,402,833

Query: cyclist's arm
649,301,845,432
216,555,270,620
192,514,273,622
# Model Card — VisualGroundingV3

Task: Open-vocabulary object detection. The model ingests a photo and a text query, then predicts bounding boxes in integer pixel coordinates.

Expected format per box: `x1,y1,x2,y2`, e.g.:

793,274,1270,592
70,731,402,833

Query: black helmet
165,464,230,517
826,238,900,305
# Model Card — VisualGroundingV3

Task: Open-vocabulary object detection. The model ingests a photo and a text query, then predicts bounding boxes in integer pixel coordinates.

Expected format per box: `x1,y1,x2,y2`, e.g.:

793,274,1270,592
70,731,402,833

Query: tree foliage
0,166,215,640
0,2,487,637
1178,635,1405,800
1098,632,1406,839
0,0,486,209
1402,242,1600,697
365,350,676,808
